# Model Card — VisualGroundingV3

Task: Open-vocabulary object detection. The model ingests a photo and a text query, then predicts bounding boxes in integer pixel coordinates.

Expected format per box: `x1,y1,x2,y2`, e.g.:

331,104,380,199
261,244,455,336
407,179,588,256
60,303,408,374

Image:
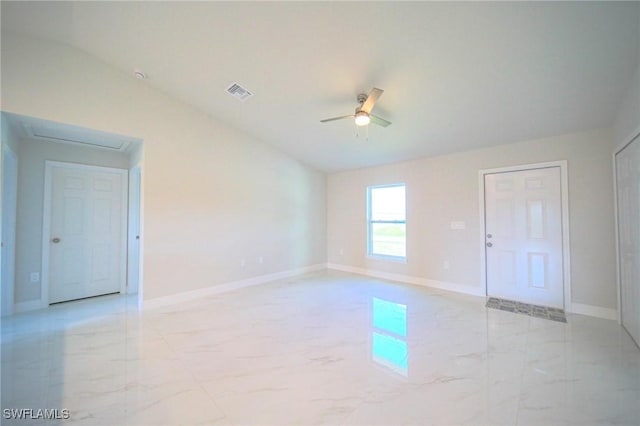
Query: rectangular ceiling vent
225,82,254,102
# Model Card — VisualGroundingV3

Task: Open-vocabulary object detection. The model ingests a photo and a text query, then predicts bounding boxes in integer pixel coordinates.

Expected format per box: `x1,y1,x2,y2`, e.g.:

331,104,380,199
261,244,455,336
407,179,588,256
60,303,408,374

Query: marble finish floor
2,270,639,425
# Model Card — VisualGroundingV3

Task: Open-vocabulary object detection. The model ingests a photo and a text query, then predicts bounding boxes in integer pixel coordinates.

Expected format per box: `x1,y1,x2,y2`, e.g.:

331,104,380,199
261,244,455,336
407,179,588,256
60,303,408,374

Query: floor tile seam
167,335,233,425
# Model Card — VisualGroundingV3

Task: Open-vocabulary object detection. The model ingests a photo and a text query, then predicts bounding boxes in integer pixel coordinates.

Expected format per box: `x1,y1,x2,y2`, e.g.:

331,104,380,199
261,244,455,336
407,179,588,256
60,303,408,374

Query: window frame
366,183,407,262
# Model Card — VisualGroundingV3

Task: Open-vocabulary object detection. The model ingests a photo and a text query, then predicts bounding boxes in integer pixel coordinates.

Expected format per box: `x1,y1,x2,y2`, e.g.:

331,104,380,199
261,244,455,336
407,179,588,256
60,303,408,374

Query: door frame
41,161,128,307
478,160,571,310
127,165,141,296
1,143,18,316
613,125,640,330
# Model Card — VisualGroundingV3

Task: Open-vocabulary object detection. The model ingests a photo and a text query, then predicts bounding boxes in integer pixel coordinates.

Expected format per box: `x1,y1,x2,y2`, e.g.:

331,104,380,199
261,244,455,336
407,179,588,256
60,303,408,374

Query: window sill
367,254,407,264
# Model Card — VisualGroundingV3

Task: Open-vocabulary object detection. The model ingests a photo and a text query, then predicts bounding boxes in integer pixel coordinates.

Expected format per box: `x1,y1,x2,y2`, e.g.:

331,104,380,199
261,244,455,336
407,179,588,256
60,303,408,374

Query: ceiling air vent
225,82,254,101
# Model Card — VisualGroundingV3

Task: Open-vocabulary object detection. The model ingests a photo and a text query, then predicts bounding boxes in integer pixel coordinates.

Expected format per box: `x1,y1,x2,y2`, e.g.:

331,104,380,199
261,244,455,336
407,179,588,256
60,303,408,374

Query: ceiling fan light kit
354,111,371,126
321,87,391,128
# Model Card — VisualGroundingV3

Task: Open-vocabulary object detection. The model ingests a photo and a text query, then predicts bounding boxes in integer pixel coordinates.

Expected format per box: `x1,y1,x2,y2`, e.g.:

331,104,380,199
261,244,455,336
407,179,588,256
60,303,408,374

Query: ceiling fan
320,88,392,127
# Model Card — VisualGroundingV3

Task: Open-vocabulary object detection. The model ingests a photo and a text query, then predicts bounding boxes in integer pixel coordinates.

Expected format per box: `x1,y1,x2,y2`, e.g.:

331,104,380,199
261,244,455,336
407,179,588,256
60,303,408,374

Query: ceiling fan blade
360,88,384,114
370,114,392,127
320,115,354,123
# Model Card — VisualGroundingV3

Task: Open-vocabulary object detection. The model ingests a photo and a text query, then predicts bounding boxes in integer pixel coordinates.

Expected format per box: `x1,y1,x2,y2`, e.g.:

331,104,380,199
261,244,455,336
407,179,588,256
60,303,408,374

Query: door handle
52,237,61,244
486,242,493,247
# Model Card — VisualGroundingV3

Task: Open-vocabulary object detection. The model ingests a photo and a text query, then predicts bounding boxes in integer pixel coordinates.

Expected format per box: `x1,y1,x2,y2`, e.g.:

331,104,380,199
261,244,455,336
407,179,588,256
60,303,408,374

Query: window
367,183,406,259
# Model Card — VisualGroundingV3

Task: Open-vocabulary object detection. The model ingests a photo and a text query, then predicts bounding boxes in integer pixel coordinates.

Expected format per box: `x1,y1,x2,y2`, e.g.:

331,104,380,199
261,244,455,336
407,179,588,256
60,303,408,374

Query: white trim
478,160,571,310
366,254,407,264
613,151,621,325
1,143,18,316
614,125,640,156
41,161,128,308
613,127,640,325
127,165,141,295
14,299,44,314
569,303,618,321
143,264,327,310
327,263,486,297
136,160,145,310
366,183,407,261
327,263,617,321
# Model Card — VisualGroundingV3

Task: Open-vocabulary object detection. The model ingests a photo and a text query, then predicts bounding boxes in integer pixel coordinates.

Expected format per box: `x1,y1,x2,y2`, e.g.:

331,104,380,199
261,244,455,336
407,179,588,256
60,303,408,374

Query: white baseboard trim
143,263,327,310
569,302,618,321
328,264,619,321
14,299,45,313
327,263,486,297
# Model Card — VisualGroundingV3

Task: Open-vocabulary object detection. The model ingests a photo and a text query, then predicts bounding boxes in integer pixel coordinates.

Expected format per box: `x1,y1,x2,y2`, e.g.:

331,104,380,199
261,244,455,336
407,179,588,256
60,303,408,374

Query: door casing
41,161,128,307
127,165,142,296
479,160,571,310
1,143,18,316
613,126,640,347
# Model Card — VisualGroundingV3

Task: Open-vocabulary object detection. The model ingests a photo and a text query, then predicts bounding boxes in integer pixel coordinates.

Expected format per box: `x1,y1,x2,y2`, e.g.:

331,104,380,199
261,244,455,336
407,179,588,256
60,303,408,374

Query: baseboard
14,299,45,313
143,263,327,310
569,302,618,321
326,263,486,297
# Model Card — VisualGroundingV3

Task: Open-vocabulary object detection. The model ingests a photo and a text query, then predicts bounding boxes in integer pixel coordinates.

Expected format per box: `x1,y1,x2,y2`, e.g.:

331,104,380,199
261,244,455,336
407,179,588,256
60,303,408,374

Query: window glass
368,184,406,259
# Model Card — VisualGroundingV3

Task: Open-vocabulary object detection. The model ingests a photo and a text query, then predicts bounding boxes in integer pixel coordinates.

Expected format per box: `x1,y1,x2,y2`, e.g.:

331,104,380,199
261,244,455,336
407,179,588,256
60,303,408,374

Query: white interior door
485,166,564,308
616,134,640,347
1,145,18,316
47,163,126,304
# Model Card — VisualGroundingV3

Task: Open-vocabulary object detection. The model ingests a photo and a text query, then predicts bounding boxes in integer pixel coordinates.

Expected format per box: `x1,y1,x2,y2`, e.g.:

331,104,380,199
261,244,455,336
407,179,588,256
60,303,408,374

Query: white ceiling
2,1,639,172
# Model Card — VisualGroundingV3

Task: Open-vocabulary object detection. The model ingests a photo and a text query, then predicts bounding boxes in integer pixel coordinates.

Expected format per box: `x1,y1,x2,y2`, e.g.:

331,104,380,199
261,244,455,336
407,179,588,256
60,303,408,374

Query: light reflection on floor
371,297,408,376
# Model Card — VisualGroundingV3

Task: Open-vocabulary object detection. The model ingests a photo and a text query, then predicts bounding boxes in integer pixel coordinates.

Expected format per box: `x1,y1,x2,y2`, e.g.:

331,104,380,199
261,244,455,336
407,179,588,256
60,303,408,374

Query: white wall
328,128,617,310
1,34,327,302
1,114,21,315
1,115,20,153
613,5,640,147
14,138,130,303
614,62,640,146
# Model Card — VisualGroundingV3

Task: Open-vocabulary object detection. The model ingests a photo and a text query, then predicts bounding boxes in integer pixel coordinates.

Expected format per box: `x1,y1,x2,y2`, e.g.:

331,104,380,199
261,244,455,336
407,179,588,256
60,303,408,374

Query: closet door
616,133,640,347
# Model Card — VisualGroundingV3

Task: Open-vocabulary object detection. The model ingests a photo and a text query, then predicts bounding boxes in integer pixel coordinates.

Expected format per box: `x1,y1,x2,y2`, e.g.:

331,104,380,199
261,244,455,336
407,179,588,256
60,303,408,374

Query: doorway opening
0,112,144,314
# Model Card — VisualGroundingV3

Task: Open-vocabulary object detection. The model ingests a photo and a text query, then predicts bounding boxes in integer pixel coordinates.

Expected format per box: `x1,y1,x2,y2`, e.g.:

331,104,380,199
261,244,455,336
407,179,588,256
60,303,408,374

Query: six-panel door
49,165,125,304
485,167,564,308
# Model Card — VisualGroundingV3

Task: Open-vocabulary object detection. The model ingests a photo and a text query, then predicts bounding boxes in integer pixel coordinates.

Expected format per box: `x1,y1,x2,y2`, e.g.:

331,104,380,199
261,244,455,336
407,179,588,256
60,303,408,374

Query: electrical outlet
240,258,246,268
443,261,450,270
339,248,344,255
30,272,40,283
258,256,263,264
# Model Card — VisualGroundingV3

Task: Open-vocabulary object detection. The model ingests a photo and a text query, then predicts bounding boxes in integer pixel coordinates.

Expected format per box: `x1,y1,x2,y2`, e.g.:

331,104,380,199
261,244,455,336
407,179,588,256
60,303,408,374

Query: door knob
52,237,61,244
486,242,493,247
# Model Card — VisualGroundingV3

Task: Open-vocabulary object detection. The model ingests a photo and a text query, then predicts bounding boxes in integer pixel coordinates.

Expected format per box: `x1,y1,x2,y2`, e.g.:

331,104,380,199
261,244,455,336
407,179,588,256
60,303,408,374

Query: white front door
484,166,564,308
47,163,126,304
616,135,640,346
